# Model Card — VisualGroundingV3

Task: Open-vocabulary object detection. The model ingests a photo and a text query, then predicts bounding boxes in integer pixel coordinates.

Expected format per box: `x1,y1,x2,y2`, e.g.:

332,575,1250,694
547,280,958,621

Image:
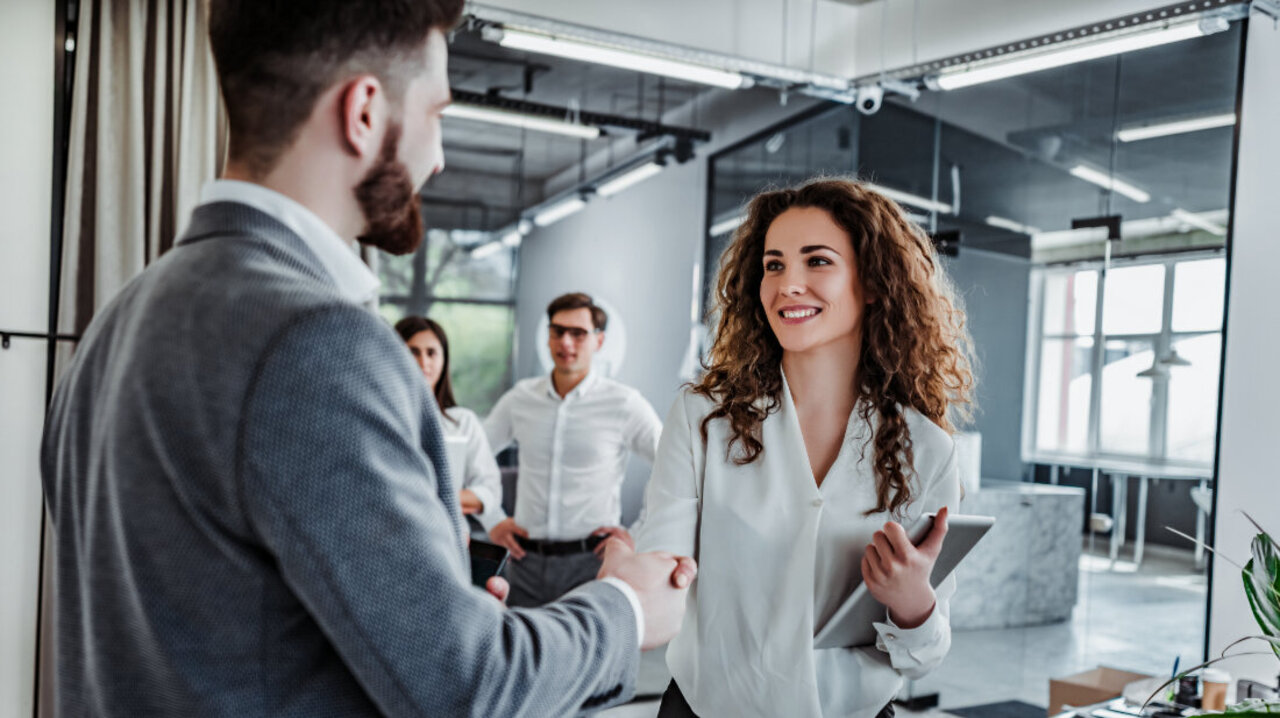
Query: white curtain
41,1,224,714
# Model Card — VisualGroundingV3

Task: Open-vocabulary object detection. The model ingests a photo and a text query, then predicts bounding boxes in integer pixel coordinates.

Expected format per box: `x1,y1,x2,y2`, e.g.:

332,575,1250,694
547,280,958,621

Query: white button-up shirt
636,373,960,718
484,371,662,540
198,180,379,306
440,407,505,532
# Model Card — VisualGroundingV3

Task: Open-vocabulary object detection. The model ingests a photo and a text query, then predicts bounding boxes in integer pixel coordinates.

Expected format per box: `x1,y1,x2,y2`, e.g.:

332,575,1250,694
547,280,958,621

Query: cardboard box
1048,666,1154,716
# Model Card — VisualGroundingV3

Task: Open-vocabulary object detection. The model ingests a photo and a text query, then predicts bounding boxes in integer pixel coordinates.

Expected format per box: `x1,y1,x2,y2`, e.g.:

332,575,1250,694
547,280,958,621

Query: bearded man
39,2,694,716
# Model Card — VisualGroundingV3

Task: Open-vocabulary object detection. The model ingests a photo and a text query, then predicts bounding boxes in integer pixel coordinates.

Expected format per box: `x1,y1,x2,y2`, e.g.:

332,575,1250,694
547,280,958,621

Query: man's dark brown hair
208,0,465,177
546,293,608,332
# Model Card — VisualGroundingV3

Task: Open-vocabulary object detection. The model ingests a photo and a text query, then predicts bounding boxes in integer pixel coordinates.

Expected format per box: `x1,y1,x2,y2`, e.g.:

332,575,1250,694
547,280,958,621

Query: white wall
943,250,1031,482
0,2,54,716
1208,12,1280,683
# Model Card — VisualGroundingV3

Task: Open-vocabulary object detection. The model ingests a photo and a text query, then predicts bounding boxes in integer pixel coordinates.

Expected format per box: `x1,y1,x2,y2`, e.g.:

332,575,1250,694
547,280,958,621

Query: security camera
855,85,884,115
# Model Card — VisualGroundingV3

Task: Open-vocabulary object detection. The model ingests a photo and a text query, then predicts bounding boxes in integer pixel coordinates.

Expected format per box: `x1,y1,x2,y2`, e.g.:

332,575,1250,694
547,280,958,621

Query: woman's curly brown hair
694,177,975,516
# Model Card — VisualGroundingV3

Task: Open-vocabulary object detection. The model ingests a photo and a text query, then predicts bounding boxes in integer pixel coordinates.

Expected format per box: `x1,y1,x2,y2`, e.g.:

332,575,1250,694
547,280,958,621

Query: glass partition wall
707,20,1242,712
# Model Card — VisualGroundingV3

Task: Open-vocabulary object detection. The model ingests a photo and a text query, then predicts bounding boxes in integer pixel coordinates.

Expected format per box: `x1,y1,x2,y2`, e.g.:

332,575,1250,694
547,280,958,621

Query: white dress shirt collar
544,369,600,400
199,180,380,306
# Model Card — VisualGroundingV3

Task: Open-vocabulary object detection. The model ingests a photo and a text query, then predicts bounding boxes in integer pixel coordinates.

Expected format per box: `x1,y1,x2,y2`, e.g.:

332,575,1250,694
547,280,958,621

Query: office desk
1031,456,1212,569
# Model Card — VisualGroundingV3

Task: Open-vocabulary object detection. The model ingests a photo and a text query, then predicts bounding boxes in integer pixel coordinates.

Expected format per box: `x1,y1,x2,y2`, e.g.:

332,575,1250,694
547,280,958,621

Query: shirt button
811,499,823,507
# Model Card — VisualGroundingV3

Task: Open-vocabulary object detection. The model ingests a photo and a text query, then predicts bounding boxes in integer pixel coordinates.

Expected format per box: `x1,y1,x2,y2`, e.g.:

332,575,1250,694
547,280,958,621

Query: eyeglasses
549,324,598,341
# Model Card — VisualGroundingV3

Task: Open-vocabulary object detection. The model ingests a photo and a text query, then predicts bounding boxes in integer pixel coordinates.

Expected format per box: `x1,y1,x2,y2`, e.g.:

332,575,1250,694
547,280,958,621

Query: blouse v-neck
779,370,862,493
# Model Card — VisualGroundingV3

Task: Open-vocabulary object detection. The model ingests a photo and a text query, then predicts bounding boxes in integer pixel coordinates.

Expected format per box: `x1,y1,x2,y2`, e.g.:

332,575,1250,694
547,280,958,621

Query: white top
636,376,961,718
440,407,506,532
198,180,380,306
483,371,662,540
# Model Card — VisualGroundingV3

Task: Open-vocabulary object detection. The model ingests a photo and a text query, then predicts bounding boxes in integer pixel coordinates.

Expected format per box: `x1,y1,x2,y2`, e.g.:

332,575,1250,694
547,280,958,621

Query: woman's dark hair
394,316,457,418
695,177,975,517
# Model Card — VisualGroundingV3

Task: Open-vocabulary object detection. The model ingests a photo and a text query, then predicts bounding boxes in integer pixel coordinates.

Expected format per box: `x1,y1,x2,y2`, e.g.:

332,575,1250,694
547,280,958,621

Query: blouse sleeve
870,442,961,679
456,409,506,532
632,391,701,559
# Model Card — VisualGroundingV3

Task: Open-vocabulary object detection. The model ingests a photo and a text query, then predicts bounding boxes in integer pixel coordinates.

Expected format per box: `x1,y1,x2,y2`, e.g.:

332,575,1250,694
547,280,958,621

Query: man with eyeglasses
484,292,663,608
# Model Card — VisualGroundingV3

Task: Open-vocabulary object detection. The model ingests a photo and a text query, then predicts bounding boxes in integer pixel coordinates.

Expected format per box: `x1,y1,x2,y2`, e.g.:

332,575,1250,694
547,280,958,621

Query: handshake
597,539,697,650
483,538,696,651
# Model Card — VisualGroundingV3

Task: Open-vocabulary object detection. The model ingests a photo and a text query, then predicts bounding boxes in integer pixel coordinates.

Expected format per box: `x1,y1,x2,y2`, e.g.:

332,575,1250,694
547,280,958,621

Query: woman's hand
489,517,529,560
860,506,949,629
458,488,483,515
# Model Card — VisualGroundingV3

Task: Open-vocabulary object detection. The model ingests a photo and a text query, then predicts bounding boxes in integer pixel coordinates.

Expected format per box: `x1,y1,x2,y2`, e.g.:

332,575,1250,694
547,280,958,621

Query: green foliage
1242,517,1280,663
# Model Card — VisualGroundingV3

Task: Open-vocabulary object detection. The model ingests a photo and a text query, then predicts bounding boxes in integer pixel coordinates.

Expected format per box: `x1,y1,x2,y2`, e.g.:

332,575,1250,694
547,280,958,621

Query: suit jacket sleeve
238,305,638,717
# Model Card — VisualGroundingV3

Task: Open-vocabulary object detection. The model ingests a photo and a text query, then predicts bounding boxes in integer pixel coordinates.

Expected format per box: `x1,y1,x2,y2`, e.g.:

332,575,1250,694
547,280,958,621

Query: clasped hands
860,506,949,629
485,518,695,650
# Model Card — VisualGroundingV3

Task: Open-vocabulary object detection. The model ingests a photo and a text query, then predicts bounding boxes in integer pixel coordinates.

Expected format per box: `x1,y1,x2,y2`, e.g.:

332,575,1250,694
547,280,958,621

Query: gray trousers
503,550,603,608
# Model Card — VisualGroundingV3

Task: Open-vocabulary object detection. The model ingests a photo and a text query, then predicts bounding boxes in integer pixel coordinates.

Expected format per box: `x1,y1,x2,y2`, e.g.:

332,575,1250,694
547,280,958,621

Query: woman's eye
764,260,783,271
808,256,831,267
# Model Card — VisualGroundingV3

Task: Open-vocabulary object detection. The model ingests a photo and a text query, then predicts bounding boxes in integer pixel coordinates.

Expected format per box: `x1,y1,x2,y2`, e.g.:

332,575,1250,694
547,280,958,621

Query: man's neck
223,156,360,246
551,368,590,398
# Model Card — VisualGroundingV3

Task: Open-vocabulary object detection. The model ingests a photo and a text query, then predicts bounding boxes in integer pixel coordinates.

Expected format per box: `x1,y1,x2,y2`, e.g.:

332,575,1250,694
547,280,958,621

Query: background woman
637,178,975,717
395,316,505,535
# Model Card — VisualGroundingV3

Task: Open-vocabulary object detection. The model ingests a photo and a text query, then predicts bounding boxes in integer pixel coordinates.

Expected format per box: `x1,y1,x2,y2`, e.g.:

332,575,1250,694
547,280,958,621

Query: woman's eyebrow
800,244,839,254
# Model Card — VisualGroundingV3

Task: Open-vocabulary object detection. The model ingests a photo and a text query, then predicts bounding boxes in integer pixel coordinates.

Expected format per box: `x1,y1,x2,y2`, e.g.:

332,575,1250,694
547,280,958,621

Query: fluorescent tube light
709,214,745,237
1030,227,1110,250
442,103,601,139
1069,165,1151,203
500,229,523,247
1171,208,1226,236
596,161,664,197
985,215,1041,235
495,28,751,90
471,241,504,259
1116,112,1236,142
533,195,588,227
865,182,953,214
932,19,1221,91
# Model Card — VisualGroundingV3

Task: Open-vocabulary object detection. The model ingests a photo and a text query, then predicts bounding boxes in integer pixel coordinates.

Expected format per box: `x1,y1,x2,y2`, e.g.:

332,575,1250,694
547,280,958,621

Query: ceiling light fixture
489,27,752,90
709,213,745,237
985,215,1042,235
442,103,601,139
866,182,953,214
1171,208,1227,236
470,240,505,259
595,160,665,198
533,195,589,227
928,17,1228,91
1116,112,1236,142
1069,165,1151,203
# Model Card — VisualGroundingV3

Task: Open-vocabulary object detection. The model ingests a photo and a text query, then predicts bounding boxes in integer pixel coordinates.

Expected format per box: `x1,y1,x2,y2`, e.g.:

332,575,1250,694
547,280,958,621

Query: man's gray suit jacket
41,201,639,717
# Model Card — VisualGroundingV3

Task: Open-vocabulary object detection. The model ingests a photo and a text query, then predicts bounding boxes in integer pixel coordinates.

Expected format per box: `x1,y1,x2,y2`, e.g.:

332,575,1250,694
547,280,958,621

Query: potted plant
1145,513,1280,715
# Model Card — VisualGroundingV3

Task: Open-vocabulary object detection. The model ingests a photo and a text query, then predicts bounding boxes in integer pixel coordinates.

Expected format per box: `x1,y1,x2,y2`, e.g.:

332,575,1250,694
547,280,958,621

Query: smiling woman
636,177,976,718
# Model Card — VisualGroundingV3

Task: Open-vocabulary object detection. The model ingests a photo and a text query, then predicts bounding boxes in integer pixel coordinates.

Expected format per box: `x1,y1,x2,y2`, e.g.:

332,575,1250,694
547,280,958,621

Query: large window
1027,254,1225,467
376,228,518,415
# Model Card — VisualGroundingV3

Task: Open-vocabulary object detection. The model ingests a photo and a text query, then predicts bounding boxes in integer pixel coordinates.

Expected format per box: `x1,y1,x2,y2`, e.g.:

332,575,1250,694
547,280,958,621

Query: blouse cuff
468,487,506,533
872,602,945,660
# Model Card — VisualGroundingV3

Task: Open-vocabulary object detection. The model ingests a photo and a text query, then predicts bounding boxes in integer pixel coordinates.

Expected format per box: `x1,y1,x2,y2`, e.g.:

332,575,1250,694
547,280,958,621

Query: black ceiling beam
450,88,712,143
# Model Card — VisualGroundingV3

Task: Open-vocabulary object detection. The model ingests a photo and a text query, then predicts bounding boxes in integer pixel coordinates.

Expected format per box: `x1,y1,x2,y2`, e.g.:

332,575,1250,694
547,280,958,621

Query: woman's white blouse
441,407,505,532
636,378,960,718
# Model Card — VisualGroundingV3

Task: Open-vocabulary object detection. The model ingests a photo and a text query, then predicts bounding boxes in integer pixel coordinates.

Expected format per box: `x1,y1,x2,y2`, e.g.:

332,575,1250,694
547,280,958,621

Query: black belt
516,534,605,556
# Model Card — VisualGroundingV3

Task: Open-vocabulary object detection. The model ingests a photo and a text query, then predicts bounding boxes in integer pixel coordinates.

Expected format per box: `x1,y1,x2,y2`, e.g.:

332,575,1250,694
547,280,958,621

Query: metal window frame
1025,250,1226,468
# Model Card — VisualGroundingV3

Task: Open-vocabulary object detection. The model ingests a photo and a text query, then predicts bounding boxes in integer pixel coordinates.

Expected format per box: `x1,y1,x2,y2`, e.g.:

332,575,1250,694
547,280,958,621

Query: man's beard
354,123,424,256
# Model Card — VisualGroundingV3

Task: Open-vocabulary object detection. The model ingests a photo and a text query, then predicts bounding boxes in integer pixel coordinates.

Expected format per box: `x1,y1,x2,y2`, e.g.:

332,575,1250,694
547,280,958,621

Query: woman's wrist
888,587,937,629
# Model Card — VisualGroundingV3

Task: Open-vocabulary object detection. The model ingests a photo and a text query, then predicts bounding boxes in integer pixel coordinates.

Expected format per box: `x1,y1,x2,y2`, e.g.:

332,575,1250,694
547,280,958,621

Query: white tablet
812,512,995,650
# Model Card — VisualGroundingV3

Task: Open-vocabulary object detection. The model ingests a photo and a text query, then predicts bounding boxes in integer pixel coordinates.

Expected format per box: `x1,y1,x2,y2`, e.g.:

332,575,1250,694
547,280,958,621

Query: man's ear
595,332,605,351
340,75,383,158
